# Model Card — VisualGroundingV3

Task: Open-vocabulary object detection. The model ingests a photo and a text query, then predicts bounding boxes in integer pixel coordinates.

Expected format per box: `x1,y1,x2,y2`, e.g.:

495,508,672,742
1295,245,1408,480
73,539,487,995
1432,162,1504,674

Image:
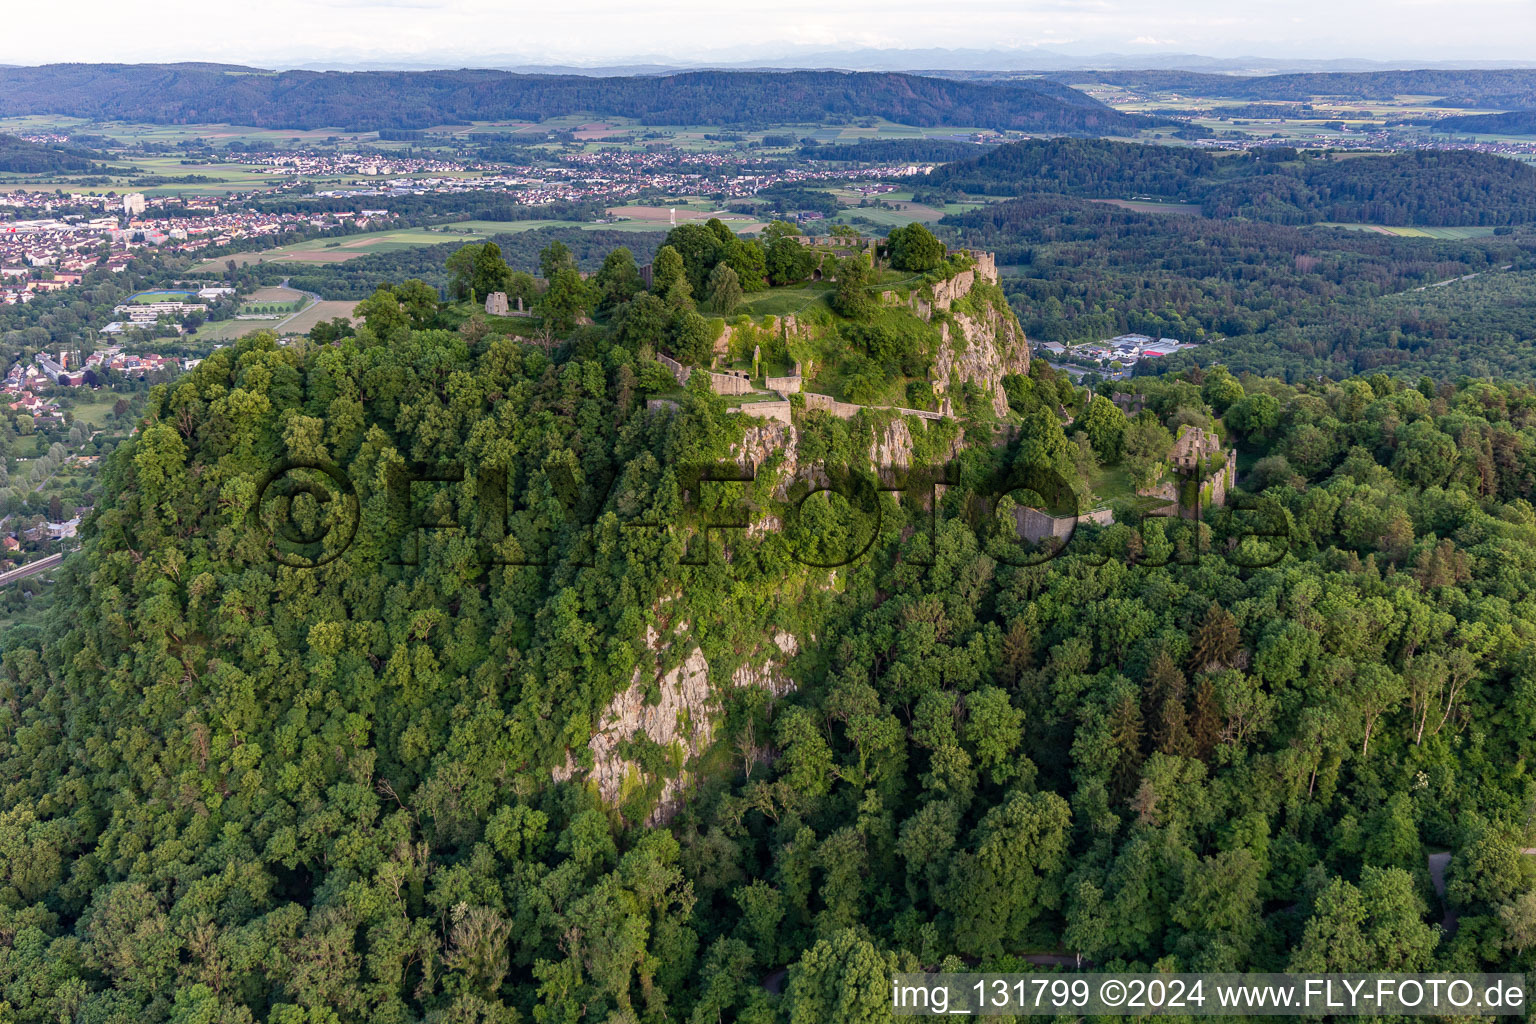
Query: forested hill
1430,110,1536,135
5,240,1536,1018
1044,67,1536,107
0,132,108,173
926,137,1536,225
0,64,1155,132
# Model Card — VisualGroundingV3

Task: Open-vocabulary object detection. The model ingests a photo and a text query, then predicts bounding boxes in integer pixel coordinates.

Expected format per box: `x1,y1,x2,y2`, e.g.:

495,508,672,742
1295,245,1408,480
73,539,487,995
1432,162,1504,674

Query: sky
1,0,1531,68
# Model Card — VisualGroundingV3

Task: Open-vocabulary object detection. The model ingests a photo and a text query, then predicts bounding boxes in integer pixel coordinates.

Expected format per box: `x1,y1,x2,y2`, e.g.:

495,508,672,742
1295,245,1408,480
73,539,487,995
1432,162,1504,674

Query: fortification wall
802,391,947,422
766,375,802,393
725,400,793,425
710,372,754,396
969,250,998,284
656,352,689,386
1015,506,1115,545
804,392,864,419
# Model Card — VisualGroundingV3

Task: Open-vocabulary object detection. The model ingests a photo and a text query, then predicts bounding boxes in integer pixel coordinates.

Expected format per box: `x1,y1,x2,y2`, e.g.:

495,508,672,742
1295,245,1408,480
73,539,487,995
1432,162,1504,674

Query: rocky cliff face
735,420,799,479
911,269,975,319
934,302,1030,418
870,417,916,470
735,413,945,488
555,624,799,824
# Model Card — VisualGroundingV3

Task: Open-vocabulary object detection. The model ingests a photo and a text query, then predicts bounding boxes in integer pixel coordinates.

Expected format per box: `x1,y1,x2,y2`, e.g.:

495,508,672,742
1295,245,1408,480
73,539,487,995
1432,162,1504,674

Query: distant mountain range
0,65,1161,133
4,62,1535,136
1039,68,1536,108
272,48,1536,76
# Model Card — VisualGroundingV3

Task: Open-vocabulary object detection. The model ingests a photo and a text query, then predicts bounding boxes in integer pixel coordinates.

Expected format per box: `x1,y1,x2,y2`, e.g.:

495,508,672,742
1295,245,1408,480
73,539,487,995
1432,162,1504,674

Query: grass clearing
1314,223,1498,238
67,394,123,429
279,300,358,336
185,319,269,344
741,281,836,317
248,286,305,302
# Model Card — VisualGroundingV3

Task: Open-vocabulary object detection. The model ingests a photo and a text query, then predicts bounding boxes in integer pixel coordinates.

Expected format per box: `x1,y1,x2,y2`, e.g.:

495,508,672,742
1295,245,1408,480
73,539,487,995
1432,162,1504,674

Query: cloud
0,0,1532,66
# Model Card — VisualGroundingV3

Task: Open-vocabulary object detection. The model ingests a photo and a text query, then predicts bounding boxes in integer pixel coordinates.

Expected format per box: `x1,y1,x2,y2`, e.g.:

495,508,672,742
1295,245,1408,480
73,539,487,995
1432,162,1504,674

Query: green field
184,319,267,343
128,290,197,304
67,394,123,429
192,223,553,271
1314,223,1499,239
278,300,359,337
740,281,837,317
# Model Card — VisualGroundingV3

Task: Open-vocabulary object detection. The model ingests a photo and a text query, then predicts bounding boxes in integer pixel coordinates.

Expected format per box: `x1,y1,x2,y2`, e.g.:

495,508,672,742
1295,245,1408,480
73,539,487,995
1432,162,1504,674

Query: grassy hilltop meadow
0,62,1535,1023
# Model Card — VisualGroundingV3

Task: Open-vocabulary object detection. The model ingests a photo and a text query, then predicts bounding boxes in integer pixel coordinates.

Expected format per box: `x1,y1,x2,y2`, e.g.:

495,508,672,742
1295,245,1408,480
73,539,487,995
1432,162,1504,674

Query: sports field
128,289,198,303
247,286,305,302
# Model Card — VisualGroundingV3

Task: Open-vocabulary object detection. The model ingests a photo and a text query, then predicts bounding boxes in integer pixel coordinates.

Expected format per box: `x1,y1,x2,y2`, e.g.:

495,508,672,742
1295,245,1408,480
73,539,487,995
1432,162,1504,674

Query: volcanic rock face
554,625,798,824
935,303,1030,418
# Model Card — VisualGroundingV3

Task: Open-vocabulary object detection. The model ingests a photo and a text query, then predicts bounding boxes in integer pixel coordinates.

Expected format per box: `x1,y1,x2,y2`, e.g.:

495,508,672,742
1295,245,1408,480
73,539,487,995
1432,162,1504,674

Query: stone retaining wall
725,400,793,425
1015,506,1115,544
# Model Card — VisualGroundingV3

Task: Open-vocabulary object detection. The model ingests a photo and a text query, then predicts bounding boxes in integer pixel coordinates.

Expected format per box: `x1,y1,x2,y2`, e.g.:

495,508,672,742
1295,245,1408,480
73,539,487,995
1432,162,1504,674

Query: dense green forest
0,65,1155,133
936,194,1536,378
1429,110,1536,135
1158,267,1536,381
0,133,109,173
926,138,1536,226
797,139,993,163
1043,68,1536,107
2,231,1536,1021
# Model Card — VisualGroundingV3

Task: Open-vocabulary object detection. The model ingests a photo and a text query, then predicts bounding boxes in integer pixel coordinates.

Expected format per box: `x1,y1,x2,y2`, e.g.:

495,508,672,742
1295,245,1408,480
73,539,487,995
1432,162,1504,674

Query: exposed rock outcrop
925,269,975,315
734,419,799,479
555,624,799,824
730,631,799,698
934,304,1030,418
871,417,916,470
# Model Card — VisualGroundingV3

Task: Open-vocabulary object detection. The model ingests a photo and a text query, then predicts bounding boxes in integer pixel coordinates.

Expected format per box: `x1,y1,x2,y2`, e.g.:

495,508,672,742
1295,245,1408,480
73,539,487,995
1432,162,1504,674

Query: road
0,551,62,587
272,278,322,334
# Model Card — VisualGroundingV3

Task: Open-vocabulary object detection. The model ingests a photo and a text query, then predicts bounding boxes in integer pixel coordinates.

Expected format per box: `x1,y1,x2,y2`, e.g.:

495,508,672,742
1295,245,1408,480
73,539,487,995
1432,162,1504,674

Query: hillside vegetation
1044,67,1536,107
0,65,1156,133
926,138,1536,225
2,228,1536,1020
1429,110,1536,135
0,132,108,173
937,193,1536,380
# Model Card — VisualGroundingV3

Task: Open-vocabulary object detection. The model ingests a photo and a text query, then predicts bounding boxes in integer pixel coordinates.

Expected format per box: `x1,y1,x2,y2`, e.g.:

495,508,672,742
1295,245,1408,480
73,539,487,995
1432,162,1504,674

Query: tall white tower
669,208,676,226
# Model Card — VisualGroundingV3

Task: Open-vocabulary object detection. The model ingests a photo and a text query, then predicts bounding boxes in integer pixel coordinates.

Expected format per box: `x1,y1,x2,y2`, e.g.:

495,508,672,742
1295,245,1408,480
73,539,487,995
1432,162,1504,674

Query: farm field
0,114,1003,166
184,319,266,343
602,203,765,232
1090,198,1205,216
278,300,359,336
1072,81,1536,147
191,223,544,271
1314,223,1499,238
193,212,772,274
835,203,946,226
